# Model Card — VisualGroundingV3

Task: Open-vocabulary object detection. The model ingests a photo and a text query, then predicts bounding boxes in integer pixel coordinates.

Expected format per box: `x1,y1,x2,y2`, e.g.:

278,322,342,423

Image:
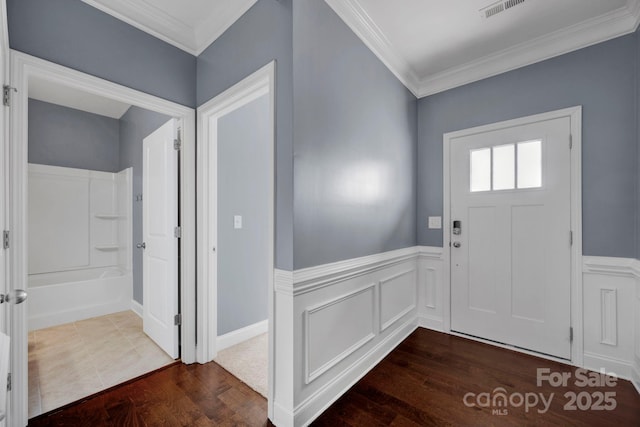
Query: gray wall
417,34,638,259
217,95,270,334
119,106,172,304
197,0,294,271
28,99,120,172
292,0,417,269
8,0,196,107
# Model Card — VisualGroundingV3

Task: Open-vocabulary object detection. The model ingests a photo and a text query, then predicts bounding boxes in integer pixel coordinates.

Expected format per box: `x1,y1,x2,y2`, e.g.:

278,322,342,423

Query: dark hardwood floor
29,328,640,426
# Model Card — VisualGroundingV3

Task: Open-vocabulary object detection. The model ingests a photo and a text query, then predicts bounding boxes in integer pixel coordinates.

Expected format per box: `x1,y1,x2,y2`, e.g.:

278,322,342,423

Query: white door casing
143,119,179,359
9,51,197,427
444,107,583,365
197,61,275,418
0,1,8,425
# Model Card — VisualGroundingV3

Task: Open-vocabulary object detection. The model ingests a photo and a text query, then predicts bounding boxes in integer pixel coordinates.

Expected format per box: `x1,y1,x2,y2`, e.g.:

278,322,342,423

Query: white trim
378,269,416,332
9,51,197,427
583,352,636,381
192,0,258,56
442,106,583,366
293,319,417,427
131,299,143,318
323,0,420,97
292,246,418,296
303,284,377,384
216,319,268,352
81,0,257,56
196,61,276,418
583,256,640,277
417,3,640,97
324,0,640,98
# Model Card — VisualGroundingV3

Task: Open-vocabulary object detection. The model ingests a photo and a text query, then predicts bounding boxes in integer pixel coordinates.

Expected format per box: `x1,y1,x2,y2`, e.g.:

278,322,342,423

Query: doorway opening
25,79,179,417
9,51,196,426
197,62,275,410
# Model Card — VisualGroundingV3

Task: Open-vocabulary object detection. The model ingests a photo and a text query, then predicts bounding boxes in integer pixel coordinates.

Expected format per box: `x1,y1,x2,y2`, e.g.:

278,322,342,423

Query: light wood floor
28,310,174,418
28,328,640,426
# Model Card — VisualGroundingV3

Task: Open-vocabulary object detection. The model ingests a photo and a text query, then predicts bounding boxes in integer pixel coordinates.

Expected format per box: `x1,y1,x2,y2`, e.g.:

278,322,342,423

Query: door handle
453,242,461,248
136,242,146,249
0,289,28,304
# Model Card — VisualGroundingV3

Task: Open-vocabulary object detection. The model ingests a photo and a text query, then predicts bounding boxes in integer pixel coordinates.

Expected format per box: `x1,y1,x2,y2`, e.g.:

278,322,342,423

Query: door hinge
7,373,11,391
569,134,573,149
569,327,574,342
3,85,15,107
2,230,9,250
174,226,182,238
174,313,182,326
174,128,182,151
570,230,573,246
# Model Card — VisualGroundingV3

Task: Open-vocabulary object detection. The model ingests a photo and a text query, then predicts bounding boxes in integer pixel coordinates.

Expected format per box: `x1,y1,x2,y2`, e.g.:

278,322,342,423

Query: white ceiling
80,0,640,98
326,0,640,97
81,0,258,55
29,76,132,119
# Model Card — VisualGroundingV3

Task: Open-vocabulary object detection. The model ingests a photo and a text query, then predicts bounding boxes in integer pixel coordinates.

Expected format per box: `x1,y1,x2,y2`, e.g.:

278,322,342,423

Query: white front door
450,116,572,359
143,119,179,359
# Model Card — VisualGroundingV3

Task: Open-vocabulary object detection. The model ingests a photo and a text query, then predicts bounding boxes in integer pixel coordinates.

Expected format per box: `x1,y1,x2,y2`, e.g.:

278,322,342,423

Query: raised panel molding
417,246,445,331
303,284,376,384
274,251,640,426
583,256,639,381
424,267,437,309
600,289,618,346
379,269,417,332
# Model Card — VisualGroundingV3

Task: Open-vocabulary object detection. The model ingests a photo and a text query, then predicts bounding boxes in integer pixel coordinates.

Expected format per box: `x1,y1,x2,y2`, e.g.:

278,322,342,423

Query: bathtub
28,267,133,331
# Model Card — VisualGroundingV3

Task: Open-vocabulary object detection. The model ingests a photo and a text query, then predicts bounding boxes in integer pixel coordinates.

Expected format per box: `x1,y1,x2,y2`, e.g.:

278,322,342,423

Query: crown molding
82,0,196,54
82,0,257,56
417,1,640,97
323,0,421,97
325,0,640,100
194,0,257,56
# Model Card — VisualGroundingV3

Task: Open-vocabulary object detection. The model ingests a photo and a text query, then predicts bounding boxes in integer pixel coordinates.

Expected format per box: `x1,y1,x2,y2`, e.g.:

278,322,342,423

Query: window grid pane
470,148,491,192
492,144,515,190
517,140,542,189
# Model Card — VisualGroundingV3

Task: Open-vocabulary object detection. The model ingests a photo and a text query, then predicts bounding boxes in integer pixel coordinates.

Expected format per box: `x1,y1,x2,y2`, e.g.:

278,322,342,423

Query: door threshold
29,360,181,421
449,329,572,365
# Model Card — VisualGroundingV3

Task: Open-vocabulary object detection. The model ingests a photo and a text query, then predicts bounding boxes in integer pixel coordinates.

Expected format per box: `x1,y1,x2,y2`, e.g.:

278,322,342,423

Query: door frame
442,106,583,366
196,61,275,416
8,51,197,425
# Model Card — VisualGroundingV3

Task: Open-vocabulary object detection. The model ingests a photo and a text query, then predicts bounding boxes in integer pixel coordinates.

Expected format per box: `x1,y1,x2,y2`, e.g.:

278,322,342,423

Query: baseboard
131,300,143,318
217,319,268,352
632,363,640,395
293,318,418,427
271,402,295,427
418,315,444,332
583,352,635,381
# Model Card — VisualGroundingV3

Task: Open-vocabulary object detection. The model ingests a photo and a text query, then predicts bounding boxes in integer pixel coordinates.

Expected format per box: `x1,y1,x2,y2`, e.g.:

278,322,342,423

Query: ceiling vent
480,0,525,19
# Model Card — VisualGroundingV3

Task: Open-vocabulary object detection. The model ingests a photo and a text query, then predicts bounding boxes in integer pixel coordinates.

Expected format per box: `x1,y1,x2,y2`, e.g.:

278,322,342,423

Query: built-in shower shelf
94,245,119,251
94,214,121,219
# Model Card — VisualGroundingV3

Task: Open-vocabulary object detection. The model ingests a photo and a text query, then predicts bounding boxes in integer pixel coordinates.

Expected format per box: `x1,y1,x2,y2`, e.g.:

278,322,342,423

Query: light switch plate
428,216,442,229
234,215,242,229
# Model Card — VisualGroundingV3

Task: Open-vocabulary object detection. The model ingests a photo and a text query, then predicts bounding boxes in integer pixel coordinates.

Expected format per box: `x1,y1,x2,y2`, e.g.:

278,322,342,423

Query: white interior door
143,118,179,359
450,116,572,359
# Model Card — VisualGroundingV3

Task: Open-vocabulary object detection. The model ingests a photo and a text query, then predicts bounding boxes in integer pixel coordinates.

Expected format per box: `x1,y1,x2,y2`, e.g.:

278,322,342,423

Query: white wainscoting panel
270,248,421,427
600,289,617,346
583,257,637,380
417,246,445,331
304,284,376,384
379,269,416,332
272,251,640,427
